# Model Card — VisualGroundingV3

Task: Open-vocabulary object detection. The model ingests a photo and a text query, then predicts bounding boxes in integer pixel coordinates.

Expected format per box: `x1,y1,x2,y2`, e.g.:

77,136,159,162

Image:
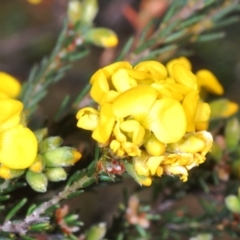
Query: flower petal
143,98,186,143
196,69,224,95
92,103,115,143
172,63,197,90
0,72,21,98
76,107,99,130
112,85,157,121
182,91,199,132
0,124,38,169
134,61,168,81
0,99,23,132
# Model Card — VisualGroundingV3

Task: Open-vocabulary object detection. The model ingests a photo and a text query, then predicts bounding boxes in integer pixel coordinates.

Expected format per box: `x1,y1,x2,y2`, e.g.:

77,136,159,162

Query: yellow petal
196,69,224,95
112,69,136,92
172,63,197,90
134,61,168,81
146,156,163,175
144,134,165,156
0,124,38,169
113,120,127,142
92,103,115,143
182,91,199,132
195,101,211,131
120,120,145,145
90,71,109,105
0,99,23,132
133,154,149,176
143,98,186,143
167,134,206,153
0,72,21,98
166,57,192,77
76,107,99,130
164,165,188,181
90,62,132,84
112,85,157,121
122,142,141,156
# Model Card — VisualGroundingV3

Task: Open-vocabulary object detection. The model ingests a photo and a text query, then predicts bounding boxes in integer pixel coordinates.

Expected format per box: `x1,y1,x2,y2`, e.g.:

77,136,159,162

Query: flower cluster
76,58,223,185
0,72,38,179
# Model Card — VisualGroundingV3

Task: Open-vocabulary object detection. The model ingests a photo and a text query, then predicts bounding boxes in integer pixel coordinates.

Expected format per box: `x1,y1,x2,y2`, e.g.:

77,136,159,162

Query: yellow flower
0,72,21,99
0,99,38,172
76,59,214,185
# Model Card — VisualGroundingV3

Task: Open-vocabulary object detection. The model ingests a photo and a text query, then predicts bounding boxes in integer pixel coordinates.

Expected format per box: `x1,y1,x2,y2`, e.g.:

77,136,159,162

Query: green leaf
5,198,27,221
115,37,134,61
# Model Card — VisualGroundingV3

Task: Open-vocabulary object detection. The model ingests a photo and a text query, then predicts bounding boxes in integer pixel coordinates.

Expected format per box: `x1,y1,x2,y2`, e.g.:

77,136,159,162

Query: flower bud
42,147,81,167
68,0,98,25
85,222,107,240
68,0,82,24
45,167,67,182
26,171,48,192
225,195,240,214
225,117,240,152
84,28,118,48
81,0,98,24
29,154,45,173
210,99,239,120
39,136,63,152
0,165,24,179
34,128,48,143
210,142,223,162
231,159,240,178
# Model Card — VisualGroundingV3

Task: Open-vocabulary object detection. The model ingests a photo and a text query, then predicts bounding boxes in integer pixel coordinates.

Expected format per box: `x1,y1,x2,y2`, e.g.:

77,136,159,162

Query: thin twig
0,174,93,234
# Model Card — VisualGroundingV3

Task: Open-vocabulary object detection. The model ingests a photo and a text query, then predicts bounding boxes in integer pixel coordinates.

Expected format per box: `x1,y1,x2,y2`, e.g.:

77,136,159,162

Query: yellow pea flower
76,59,214,186
0,98,38,172
0,72,21,99
0,124,38,169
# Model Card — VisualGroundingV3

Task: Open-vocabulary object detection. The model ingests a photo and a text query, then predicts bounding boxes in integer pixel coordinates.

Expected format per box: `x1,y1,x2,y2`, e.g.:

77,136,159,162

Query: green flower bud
26,171,48,192
39,136,63,153
68,0,82,24
34,128,48,143
85,222,107,240
84,28,118,48
225,195,240,213
45,167,67,182
68,0,98,25
231,159,240,178
209,142,223,162
42,147,82,167
210,99,238,120
81,0,98,24
225,117,240,152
